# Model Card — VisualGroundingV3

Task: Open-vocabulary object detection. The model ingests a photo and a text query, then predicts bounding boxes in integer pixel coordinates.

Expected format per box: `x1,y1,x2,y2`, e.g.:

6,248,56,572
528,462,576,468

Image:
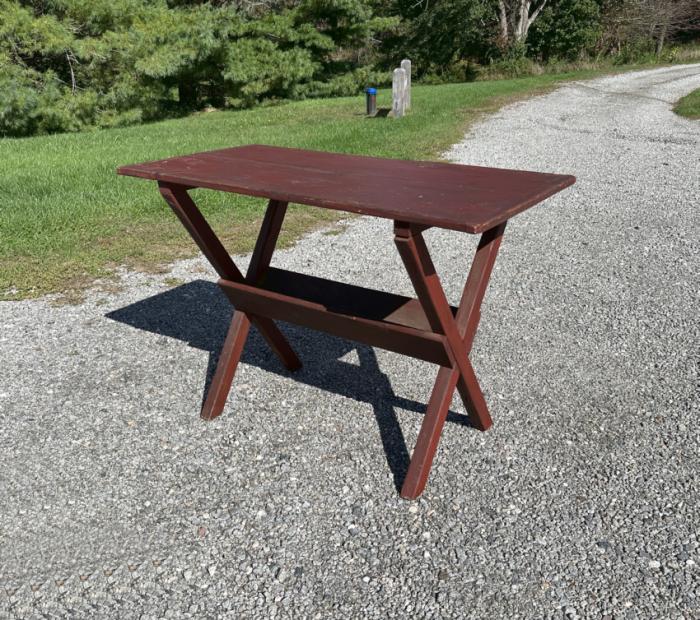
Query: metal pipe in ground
365,87,377,116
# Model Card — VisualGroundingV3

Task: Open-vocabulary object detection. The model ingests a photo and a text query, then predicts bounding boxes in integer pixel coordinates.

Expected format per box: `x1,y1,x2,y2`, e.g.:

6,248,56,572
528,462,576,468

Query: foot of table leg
456,366,492,432
251,316,302,372
201,311,251,420
400,365,457,499
202,311,299,420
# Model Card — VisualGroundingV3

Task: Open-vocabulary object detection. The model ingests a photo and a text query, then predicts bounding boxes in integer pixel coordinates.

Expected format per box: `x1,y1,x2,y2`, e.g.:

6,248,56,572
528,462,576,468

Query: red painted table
118,145,574,499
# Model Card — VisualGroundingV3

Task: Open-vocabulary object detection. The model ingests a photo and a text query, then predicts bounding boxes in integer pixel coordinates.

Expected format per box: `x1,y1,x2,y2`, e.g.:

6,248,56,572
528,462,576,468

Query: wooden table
118,145,575,499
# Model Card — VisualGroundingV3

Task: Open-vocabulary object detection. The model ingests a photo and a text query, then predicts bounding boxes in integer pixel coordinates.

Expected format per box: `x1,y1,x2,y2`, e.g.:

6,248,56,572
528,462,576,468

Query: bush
528,0,601,61
482,44,541,79
418,61,480,85
0,0,396,137
611,40,658,65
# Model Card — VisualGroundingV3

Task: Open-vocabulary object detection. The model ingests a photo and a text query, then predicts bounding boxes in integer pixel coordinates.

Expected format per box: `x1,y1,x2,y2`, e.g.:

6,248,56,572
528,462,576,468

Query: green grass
674,88,700,119
0,71,604,300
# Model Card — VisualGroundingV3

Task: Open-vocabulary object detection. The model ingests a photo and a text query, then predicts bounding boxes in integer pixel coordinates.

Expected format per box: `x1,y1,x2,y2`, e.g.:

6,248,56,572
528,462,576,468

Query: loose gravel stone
0,64,699,618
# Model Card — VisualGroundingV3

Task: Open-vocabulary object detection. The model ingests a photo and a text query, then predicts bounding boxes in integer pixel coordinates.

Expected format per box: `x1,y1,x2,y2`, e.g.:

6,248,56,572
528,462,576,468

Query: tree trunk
656,16,669,57
178,81,198,110
498,0,509,46
501,0,548,44
515,0,531,42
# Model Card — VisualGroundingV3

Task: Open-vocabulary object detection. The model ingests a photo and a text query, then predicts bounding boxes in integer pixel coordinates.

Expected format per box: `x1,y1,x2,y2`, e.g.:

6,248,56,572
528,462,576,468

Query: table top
118,145,575,233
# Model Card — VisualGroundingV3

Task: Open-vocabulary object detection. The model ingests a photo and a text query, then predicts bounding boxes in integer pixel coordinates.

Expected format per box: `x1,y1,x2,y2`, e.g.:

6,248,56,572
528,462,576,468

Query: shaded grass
674,88,700,119
0,71,602,300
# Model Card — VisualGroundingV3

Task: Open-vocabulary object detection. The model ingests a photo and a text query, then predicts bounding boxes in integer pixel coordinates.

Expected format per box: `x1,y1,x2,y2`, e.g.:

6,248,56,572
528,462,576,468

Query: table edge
116,164,576,235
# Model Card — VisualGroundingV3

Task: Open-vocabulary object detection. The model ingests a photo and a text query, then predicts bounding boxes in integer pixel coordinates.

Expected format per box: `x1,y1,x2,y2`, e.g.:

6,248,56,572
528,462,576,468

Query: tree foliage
528,0,602,60
390,0,495,75
1,0,698,136
0,0,396,136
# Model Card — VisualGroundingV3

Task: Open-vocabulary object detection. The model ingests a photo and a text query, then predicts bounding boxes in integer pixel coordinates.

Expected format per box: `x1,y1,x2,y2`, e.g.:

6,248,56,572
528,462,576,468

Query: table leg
240,199,302,373
394,222,506,498
158,183,301,419
201,311,251,420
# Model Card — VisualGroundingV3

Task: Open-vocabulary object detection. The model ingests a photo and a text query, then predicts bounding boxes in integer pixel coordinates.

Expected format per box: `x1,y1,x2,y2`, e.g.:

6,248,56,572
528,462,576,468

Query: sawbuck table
118,145,574,499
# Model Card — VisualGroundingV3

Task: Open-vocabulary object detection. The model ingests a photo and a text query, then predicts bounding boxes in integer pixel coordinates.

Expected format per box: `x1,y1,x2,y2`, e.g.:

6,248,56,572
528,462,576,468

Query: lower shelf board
218,267,456,367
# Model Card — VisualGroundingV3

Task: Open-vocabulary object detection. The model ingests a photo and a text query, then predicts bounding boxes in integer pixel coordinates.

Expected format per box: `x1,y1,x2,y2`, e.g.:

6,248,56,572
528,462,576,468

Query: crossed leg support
157,181,506,498
158,182,301,420
394,221,506,499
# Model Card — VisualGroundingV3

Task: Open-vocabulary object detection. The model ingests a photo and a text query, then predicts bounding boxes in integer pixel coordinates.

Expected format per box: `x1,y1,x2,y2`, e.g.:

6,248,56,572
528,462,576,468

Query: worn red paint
118,144,574,233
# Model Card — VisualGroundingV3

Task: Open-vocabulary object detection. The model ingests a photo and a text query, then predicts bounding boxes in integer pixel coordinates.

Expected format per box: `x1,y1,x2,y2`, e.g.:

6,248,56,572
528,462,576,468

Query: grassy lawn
674,88,700,119
0,70,604,300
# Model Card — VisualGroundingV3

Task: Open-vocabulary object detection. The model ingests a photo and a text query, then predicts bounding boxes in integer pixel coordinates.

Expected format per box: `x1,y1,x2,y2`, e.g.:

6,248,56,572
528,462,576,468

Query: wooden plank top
117,145,575,233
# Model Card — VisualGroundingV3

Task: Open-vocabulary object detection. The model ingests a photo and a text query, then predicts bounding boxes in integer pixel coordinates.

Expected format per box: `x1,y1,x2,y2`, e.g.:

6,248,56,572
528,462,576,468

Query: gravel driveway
1,64,699,619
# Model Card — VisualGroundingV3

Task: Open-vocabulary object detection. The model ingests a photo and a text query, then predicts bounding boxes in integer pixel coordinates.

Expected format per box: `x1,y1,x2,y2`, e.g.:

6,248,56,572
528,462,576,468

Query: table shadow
106,280,473,493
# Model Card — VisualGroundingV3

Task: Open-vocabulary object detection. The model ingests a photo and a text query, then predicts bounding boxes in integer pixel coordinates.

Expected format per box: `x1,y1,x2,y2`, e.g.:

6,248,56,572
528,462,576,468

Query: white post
400,59,411,110
392,68,407,118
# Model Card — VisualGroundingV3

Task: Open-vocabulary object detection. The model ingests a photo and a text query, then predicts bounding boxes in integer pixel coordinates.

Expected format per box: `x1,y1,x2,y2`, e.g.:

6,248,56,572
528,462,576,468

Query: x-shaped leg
158,182,301,419
394,221,506,499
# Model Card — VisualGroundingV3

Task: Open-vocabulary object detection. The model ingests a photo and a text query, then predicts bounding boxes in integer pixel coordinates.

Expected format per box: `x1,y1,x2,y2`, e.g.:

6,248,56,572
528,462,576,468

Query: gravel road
1,64,699,619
